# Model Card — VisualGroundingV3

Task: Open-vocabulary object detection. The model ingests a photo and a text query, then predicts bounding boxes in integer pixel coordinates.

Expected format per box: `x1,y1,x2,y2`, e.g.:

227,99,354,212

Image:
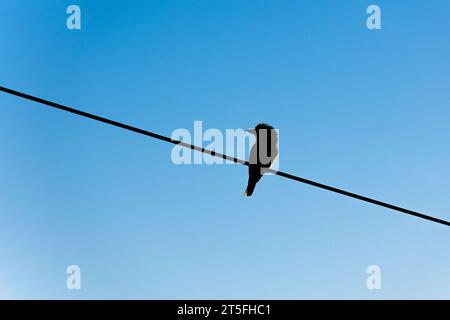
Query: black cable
1,85,449,227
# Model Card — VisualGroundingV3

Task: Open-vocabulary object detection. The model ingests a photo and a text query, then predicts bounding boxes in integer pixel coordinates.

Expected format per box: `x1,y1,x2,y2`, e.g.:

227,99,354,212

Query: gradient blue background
1,0,449,299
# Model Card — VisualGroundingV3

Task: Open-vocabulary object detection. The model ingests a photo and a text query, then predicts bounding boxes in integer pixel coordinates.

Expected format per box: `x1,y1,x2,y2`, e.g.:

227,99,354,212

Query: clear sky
0,0,449,299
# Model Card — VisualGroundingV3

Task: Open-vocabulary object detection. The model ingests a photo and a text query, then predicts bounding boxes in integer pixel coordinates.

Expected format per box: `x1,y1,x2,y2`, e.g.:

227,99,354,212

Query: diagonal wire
1,85,449,227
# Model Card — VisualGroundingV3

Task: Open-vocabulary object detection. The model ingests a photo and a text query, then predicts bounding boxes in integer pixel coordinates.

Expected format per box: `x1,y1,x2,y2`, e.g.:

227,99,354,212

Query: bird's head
247,123,275,136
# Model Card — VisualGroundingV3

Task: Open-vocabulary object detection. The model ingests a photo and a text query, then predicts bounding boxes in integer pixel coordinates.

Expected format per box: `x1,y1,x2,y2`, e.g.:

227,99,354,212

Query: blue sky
0,0,450,299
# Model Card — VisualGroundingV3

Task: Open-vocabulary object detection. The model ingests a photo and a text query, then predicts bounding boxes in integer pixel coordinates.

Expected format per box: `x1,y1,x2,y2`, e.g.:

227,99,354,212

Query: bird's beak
247,128,256,135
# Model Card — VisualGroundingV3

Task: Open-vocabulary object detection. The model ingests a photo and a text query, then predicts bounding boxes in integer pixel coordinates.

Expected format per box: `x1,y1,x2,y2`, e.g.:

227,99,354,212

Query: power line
1,85,449,228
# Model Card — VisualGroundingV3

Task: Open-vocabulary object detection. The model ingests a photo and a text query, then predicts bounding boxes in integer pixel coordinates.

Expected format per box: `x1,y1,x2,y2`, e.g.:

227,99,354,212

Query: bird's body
245,123,278,197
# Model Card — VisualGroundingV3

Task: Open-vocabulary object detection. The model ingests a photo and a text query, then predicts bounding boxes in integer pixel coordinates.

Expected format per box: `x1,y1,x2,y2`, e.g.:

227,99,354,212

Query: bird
244,123,279,197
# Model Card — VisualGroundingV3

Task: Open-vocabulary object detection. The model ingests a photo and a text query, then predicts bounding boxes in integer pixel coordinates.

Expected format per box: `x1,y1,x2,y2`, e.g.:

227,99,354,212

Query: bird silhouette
244,123,278,197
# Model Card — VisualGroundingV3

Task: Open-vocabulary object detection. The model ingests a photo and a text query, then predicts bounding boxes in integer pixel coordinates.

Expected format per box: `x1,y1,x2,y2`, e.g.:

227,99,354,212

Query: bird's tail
244,175,261,197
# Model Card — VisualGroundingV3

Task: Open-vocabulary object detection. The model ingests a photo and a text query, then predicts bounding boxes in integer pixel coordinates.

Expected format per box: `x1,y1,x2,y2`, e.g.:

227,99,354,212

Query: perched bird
244,123,278,197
